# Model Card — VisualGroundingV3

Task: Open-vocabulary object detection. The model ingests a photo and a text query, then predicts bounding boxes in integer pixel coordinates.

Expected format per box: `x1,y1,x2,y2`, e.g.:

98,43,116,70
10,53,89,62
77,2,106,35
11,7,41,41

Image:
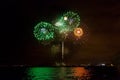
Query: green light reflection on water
26,67,70,80
26,67,55,80
25,67,90,80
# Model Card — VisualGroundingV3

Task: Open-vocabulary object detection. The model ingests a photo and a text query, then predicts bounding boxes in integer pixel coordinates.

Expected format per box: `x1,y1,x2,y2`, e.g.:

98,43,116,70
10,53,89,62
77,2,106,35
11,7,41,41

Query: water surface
0,66,119,80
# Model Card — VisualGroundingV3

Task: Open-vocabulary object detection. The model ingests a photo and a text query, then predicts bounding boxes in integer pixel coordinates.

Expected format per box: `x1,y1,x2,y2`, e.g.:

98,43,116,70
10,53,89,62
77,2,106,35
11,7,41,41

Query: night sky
0,0,120,65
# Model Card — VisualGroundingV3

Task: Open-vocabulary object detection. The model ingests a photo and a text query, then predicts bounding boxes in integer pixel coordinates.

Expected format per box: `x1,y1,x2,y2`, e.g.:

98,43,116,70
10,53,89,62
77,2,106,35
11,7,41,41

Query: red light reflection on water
72,67,91,80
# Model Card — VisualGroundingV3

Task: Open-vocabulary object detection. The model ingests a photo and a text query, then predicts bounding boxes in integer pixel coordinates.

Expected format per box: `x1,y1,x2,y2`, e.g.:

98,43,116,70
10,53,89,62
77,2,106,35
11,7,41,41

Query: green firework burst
33,22,55,41
55,17,71,33
63,11,80,28
55,11,80,34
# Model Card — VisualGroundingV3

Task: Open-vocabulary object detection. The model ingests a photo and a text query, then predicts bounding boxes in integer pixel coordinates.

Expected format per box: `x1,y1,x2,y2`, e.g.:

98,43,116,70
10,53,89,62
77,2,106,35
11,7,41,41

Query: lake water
0,66,119,80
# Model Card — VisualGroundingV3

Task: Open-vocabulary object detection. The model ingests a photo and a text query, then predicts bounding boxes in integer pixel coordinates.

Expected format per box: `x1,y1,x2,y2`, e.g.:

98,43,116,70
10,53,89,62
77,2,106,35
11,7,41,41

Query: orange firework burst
74,27,83,38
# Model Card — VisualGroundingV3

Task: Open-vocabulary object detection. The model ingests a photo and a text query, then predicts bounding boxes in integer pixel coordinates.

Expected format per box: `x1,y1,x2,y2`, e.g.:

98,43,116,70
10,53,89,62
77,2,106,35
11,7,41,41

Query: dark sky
0,0,120,65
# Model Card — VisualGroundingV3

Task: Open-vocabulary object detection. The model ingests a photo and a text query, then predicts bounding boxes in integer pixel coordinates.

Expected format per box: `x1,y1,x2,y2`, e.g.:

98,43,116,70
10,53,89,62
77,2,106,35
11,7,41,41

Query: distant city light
101,64,105,66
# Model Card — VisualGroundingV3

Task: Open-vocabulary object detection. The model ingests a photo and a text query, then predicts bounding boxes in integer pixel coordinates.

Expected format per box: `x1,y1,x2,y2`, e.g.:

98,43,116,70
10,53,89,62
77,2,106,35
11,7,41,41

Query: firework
55,17,71,34
74,27,83,38
33,22,55,42
63,11,80,28
54,11,80,34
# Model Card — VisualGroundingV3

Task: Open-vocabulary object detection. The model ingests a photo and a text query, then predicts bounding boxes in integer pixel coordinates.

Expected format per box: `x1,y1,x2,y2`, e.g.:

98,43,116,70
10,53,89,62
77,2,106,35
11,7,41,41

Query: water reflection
72,67,90,80
26,67,55,80
25,67,90,80
56,67,67,79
